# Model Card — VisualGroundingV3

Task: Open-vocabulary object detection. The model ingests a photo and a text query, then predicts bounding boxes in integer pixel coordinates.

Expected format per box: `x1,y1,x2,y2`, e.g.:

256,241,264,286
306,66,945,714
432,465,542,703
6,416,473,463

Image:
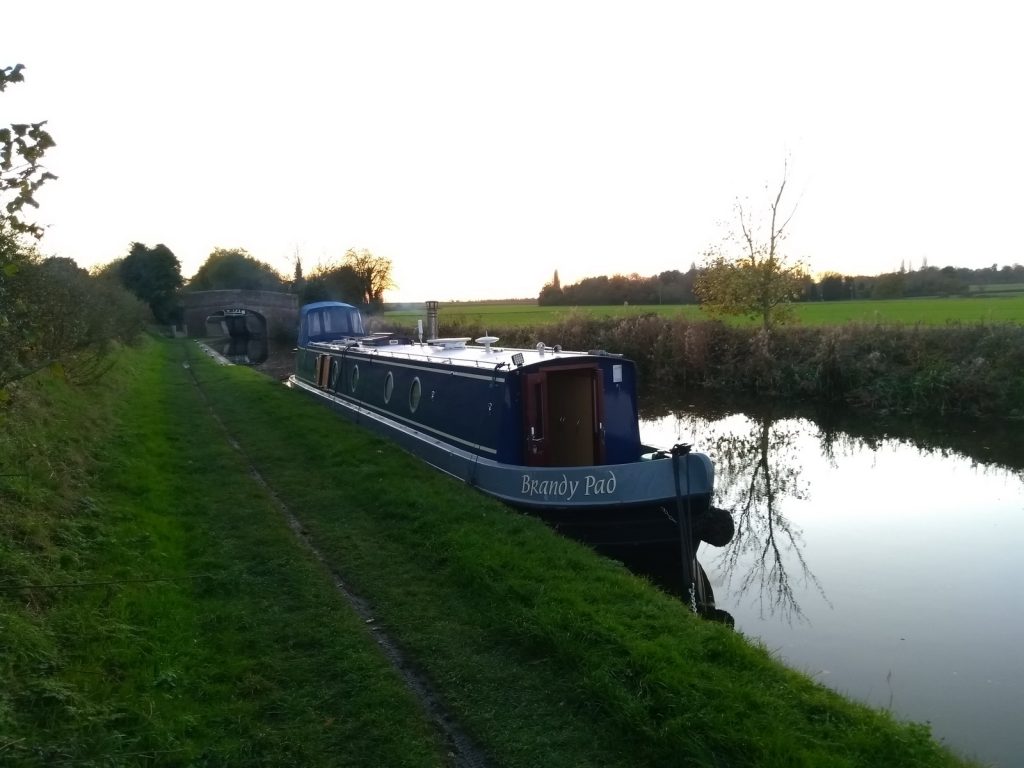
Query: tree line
180,246,396,308
541,262,1024,308
92,245,397,325
2,229,397,391
814,263,1024,301
539,269,699,306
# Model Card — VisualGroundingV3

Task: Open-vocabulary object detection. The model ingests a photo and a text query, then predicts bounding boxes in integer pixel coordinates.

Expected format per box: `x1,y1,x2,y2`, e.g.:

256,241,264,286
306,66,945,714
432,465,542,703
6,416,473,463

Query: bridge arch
181,289,299,341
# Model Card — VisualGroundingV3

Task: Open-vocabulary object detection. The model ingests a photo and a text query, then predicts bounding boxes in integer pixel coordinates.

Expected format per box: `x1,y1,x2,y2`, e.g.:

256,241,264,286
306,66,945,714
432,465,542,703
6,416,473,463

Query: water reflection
708,412,828,625
637,402,826,623
639,391,1024,767
642,392,1024,627
646,388,1024,474
214,335,269,365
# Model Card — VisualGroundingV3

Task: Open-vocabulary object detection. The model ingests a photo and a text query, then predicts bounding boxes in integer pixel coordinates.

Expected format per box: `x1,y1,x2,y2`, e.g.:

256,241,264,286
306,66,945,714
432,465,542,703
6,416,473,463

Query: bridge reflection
209,335,269,365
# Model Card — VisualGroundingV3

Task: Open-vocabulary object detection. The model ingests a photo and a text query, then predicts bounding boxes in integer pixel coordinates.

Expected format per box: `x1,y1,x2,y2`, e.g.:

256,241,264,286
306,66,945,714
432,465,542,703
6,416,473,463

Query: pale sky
4,1,1022,302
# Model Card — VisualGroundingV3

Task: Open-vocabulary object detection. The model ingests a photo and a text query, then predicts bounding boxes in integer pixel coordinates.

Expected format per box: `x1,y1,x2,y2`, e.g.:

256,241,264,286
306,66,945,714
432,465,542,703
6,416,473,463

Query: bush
1,245,147,390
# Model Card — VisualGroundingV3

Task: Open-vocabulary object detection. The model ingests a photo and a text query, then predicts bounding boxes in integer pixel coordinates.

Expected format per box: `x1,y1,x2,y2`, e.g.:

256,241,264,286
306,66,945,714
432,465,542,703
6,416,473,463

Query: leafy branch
1,64,57,238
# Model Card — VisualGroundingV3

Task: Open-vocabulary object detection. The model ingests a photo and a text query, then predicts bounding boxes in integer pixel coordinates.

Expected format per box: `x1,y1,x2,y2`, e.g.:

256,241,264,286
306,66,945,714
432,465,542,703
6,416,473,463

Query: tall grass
424,312,1024,419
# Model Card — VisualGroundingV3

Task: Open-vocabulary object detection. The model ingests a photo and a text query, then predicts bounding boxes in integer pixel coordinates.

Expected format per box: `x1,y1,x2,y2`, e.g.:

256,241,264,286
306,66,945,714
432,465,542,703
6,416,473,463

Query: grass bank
2,339,977,766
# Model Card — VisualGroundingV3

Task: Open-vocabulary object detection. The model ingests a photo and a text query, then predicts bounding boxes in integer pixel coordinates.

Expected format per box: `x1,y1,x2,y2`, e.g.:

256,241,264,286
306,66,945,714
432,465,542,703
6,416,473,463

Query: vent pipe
426,301,439,340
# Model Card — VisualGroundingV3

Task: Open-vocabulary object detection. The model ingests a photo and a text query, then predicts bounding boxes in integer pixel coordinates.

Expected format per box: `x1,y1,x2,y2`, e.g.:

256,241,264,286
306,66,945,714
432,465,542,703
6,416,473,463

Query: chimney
426,301,439,340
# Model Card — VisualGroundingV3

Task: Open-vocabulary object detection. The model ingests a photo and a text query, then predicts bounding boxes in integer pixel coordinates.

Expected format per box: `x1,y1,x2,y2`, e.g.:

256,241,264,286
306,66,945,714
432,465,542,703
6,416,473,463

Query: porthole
384,371,394,403
409,377,421,412
329,359,340,390
350,364,360,393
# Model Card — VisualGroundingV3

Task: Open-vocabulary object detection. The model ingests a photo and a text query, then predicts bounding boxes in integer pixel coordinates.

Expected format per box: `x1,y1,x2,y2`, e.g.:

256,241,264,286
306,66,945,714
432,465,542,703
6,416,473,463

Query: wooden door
523,365,603,467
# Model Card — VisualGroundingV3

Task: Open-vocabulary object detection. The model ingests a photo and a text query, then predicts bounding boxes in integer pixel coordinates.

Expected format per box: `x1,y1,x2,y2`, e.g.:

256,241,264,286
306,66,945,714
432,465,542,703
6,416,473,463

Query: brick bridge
181,290,299,339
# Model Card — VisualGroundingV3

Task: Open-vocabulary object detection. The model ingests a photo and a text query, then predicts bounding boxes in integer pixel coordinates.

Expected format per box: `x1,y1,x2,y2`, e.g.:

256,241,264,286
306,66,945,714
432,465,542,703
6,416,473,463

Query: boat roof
301,301,626,371
308,336,623,371
300,300,361,315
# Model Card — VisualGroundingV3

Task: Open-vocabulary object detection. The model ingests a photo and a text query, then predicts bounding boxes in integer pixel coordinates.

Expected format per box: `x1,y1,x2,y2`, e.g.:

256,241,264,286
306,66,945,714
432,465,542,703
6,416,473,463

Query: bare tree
695,161,808,330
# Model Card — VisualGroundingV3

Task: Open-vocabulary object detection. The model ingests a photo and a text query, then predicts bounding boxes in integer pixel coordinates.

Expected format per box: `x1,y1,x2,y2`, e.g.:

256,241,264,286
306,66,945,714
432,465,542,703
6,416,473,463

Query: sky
3,0,1022,303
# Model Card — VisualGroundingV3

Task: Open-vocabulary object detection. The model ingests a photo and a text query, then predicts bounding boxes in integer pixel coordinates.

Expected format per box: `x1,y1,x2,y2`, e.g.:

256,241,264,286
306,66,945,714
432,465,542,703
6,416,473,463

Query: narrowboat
287,301,732,555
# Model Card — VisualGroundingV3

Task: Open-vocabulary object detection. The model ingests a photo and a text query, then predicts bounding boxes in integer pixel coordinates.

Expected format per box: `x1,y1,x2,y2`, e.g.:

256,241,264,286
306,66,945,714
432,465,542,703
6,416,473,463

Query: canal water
202,335,295,381
638,392,1023,768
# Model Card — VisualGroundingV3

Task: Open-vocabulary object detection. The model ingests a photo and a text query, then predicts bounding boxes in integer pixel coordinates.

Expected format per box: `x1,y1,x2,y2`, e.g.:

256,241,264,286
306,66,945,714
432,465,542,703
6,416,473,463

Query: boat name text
520,471,617,501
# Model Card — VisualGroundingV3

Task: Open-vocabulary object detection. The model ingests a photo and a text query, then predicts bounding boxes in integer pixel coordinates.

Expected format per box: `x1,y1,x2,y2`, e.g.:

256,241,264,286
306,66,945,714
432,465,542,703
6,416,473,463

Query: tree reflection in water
638,399,1024,766
664,408,829,624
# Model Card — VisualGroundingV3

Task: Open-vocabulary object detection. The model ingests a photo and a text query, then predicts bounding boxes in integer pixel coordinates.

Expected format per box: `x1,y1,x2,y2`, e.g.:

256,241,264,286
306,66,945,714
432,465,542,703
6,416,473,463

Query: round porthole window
384,371,394,403
329,359,340,390
409,377,421,412
350,364,359,393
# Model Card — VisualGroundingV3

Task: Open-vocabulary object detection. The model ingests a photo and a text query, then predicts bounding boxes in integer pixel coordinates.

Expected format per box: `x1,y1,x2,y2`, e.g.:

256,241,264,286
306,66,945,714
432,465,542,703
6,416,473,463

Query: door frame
522,363,604,467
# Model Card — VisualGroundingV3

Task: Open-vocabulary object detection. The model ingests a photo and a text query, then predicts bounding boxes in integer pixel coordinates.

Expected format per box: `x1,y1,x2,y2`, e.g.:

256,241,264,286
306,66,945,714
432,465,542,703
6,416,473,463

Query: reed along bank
421,313,1024,420
1,337,979,767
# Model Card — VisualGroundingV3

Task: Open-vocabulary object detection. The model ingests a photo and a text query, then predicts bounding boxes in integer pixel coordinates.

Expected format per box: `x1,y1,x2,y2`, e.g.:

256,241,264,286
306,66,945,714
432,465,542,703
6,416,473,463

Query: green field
382,296,1024,329
382,303,701,329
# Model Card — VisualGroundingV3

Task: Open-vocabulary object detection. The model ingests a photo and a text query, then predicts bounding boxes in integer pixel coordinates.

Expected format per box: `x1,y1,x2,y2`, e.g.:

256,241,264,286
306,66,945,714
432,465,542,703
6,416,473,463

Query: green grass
1,339,979,766
791,296,1024,325
381,295,1024,330
0,340,446,766
381,302,704,329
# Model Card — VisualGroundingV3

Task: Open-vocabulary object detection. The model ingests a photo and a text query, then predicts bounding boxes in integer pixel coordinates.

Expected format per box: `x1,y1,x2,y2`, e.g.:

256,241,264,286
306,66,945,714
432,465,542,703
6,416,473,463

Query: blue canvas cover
298,302,365,346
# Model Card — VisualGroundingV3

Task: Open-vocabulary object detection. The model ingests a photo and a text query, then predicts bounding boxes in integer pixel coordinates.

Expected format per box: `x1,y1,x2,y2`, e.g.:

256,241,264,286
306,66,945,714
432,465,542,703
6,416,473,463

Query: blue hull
288,375,720,547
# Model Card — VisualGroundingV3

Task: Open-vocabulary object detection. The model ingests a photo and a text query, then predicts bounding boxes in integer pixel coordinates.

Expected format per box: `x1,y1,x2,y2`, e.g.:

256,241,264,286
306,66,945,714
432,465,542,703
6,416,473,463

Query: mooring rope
671,443,706,613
